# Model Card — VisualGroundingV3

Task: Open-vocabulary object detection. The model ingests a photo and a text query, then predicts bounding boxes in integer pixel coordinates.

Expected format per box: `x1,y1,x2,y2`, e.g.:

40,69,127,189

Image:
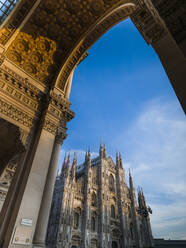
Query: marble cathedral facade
47,146,153,248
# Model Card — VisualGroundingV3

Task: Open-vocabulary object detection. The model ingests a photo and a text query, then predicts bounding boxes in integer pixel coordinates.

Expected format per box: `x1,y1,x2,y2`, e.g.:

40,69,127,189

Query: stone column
33,131,65,248
152,34,186,114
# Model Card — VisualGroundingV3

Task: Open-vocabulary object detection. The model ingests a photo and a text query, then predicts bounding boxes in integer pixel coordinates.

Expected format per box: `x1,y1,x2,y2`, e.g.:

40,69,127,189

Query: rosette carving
23,63,37,75
7,51,22,63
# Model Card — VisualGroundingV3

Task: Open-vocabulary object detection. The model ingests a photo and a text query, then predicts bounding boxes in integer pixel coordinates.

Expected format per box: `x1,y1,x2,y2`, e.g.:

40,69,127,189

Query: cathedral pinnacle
71,152,77,180
119,152,123,168
99,142,103,158
61,152,67,175
103,144,107,159
66,153,71,175
116,152,119,167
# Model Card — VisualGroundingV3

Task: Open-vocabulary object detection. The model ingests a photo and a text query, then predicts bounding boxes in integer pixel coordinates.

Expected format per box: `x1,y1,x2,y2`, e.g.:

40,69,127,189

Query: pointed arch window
91,192,97,207
91,216,96,232
111,205,115,218
73,212,79,229
109,174,115,192
0,0,19,24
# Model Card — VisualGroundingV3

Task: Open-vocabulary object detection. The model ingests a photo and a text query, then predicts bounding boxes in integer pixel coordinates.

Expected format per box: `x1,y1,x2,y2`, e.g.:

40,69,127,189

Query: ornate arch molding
56,2,137,91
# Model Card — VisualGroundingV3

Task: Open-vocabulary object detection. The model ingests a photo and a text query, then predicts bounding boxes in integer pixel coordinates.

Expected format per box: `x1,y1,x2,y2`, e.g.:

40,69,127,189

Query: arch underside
1,0,137,93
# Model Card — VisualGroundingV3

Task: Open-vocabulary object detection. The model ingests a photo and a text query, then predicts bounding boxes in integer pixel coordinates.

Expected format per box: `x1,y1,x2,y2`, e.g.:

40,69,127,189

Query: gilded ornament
16,39,29,52
23,63,37,75
7,51,22,63
31,52,43,64
37,39,50,52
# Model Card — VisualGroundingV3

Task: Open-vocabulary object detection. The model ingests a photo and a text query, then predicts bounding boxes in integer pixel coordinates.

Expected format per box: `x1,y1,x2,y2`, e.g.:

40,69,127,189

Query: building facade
47,145,153,248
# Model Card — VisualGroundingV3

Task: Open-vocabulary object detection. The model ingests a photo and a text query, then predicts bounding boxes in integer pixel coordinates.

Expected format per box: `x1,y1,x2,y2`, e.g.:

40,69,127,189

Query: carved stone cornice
49,90,75,122
131,0,167,44
0,98,34,129
0,67,42,112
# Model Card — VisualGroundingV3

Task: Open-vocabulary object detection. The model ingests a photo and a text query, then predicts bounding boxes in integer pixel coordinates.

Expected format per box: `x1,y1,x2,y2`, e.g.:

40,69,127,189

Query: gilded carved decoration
4,0,137,88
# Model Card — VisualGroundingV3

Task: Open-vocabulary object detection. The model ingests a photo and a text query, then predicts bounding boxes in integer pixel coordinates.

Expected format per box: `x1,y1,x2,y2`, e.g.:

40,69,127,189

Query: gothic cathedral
46,145,153,248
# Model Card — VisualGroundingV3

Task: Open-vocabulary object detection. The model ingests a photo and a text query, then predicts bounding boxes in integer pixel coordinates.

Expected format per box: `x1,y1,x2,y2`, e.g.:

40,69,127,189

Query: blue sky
58,19,186,240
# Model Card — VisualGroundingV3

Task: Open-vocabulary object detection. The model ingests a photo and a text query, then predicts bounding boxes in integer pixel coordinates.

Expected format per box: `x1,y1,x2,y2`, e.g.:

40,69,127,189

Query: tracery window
91,192,97,207
109,174,115,192
0,0,19,24
111,205,115,218
73,212,79,229
91,216,96,232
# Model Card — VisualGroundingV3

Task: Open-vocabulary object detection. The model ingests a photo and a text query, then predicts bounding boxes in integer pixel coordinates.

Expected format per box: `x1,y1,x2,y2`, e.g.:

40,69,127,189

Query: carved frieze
0,98,33,128
131,0,167,44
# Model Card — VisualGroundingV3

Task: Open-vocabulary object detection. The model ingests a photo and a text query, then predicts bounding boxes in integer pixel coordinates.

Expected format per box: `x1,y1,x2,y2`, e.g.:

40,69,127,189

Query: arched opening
111,205,115,219
91,216,96,232
109,174,115,192
73,212,79,229
91,192,97,207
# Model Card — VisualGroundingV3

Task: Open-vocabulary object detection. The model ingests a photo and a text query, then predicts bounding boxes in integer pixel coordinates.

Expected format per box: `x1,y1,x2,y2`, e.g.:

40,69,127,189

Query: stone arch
56,2,137,91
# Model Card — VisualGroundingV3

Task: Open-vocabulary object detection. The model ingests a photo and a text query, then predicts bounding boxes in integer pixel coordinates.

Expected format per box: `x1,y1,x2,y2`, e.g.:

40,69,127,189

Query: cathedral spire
129,169,134,192
66,153,71,176
71,152,77,180
116,152,119,167
61,153,67,176
119,152,123,168
103,144,107,159
57,168,61,177
87,145,91,168
99,142,103,158
85,148,88,163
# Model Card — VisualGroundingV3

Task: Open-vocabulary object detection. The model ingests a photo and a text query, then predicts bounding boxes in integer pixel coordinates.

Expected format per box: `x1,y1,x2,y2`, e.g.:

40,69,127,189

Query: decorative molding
0,98,34,128
131,0,167,44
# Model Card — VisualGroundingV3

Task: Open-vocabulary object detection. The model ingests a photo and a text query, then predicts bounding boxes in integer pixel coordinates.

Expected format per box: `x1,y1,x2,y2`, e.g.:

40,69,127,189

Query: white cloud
112,98,186,239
